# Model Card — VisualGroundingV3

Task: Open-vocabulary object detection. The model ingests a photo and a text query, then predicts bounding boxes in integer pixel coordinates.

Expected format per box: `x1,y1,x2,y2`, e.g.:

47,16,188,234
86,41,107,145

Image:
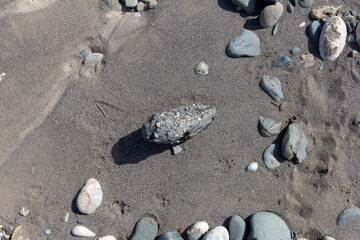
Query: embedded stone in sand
76,178,103,214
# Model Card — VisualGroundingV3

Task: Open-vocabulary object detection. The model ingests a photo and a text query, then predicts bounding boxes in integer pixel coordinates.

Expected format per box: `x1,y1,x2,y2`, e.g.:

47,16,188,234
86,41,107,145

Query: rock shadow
217,0,239,13
111,128,169,165
305,26,322,59
243,17,262,31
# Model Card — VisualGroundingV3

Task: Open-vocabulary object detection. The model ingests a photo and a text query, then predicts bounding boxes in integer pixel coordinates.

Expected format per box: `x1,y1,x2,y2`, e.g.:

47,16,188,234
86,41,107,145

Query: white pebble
44,229,51,235
299,22,306,27
202,226,229,240
64,212,70,223
76,178,103,214
195,62,209,75
246,162,258,172
322,237,336,240
19,207,29,216
99,236,116,240
71,226,96,238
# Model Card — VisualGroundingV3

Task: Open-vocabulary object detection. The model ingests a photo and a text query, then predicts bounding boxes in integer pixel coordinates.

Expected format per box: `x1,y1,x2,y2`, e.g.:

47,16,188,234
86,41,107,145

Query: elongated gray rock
309,21,322,41
226,30,261,57
258,117,281,137
287,3,294,13
263,143,283,169
142,104,216,144
158,232,184,240
186,221,209,240
260,75,283,102
247,212,291,240
231,0,256,14
337,207,360,226
203,226,229,240
319,16,347,61
229,215,246,240
281,124,308,164
260,2,283,28
130,217,158,240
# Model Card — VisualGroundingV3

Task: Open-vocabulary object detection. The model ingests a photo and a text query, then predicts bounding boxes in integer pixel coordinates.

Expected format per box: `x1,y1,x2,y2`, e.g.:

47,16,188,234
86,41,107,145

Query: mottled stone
281,123,308,164
231,0,256,14
263,143,283,169
337,207,360,226
300,54,314,67
229,215,246,240
130,217,158,240
258,117,281,137
298,0,313,8
260,2,284,28
309,21,322,41
260,75,283,102
202,226,229,240
275,56,293,68
186,221,209,240
310,5,341,20
226,30,261,57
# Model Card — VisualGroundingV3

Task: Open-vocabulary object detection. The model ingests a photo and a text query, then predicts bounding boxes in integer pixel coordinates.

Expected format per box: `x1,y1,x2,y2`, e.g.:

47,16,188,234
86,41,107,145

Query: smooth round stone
247,212,291,240
158,232,184,240
130,217,158,240
275,56,293,68
259,75,283,102
246,162,258,172
202,226,229,240
231,0,256,14
71,226,96,238
286,3,294,13
310,5,341,20
258,117,281,137
44,229,51,235
124,0,138,8
337,207,360,226
350,10,358,17
186,221,209,240
322,237,336,240
300,54,314,67
76,178,103,214
356,24,360,47
309,21,322,41
228,215,246,240
281,123,308,164
298,0,313,8
226,30,261,57
99,236,116,240
260,2,284,28
319,16,347,61
350,22,356,29
344,15,355,23
290,47,300,55
263,143,283,169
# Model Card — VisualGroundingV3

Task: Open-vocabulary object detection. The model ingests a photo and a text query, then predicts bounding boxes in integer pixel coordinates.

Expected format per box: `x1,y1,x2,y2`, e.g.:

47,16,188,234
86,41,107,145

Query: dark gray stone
130,217,158,240
158,232,184,240
226,30,261,57
350,50,358,58
309,21,322,41
290,47,300,55
247,212,291,240
346,22,353,33
298,0,313,8
287,3,294,13
80,48,92,58
281,123,308,164
142,105,216,144
275,56,293,68
263,143,284,169
350,22,357,29
290,0,297,6
231,0,256,14
2,226,12,235
337,207,360,226
229,215,246,240
258,117,281,137
260,75,283,102
263,0,278,3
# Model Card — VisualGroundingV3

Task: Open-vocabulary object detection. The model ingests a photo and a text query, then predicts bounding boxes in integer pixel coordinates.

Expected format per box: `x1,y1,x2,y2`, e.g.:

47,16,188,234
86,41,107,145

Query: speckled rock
76,178,102,214
300,54,314,67
130,217,158,240
158,232,184,240
275,56,293,68
260,75,283,102
310,5,341,20
142,104,216,144
231,0,256,14
229,215,246,240
337,207,360,226
263,143,283,169
260,2,284,28
298,0,313,8
226,30,261,57
319,16,347,61
202,226,229,240
186,221,209,240
258,117,281,137
247,212,291,240
246,162,258,172
309,21,322,41
281,123,308,164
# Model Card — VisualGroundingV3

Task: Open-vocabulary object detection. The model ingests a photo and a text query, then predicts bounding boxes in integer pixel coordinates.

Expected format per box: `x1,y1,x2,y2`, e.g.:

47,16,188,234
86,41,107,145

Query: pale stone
76,178,103,214
71,226,96,238
186,221,209,240
310,5,341,20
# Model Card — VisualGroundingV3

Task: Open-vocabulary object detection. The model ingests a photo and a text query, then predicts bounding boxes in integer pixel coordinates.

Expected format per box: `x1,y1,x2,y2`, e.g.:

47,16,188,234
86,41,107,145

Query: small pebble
64,212,69,223
290,0,297,7
350,50,358,58
322,237,336,240
299,21,306,27
202,226,229,240
320,18,327,24
124,0,138,8
71,226,96,238
228,215,246,240
80,48,92,58
275,56,293,68
226,30,261,57
30,167,35,174
19,207,29,216
279,102,286,111
131,12,141,17
136,2,146,12
309,21,322,41
246,162,258,172
130,217,158,240
344,15,355,23
171,145,182,155
45,197,50,204
290,47,300,55
272,23,279,36
259,2,284,28
310,5,341,20
158,231,183,240
350,10,358,17
300,54,314,67
44,229,51,235
99,236,117,240
347,34,355,43
357,60,360,65
195,62,209,75
263,143,283,169
258,117,281,137
319,62,324,71
350,22,357,29
2,226,12,235
282,123,308,164
346,22,353,33
99,35,107,44
77,219,83,224
287,3,294,13
291,231,297,238
247,212,291,239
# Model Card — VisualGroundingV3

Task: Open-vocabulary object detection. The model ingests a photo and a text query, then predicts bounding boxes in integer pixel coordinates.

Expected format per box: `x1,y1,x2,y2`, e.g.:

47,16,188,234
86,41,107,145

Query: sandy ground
0,0,359,239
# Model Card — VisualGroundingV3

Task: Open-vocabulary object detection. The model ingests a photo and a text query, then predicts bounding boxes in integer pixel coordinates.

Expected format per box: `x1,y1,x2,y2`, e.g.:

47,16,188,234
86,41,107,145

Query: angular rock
310,5,341,20
124,0,138,8
309,21,322,41
99,0,122,12
231,0,256,14
247,212,291,240
258,117,281,137
300,54,314,67
263,143,283,169
260,75,283,102
287,3,294,13
281,123,308,164
158,232,184,240
356,24,360,47
226,30,261,57
71,226,96,238
186,221,209,240
228,215,246,240
275,56,293,68
290,47,300,55
260,2,284,28
142,104,216,144
298,0,313,8
202,226,229,240
83,53,104,65
130,217,158,240
76,178,103,214
319,16,347,61
337,207,360,226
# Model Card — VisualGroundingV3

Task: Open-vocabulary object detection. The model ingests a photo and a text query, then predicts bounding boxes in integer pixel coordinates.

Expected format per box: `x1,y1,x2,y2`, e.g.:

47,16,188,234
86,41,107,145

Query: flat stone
76,178,103,214
226,30,261,57
298,0,313,8
300,54,314,67
130,217,158,240
247,212,291,240
158,232,184,240
287,3,294,13
263,143,283,169
171,145,182,155
260,75,283,102
310,5,341,20
99,0,122,12
83,53,103,65
228,215,246,240
260,2,284,28
202,226,229,240
319,16,347,61
346,22,353,33
290,47,300,55
275,56,293,68
337,207,360,226
281,123,308,164
356,24,360,47
186,221,209,240
231,0,256,14
258,117,281,137
309,21,322,41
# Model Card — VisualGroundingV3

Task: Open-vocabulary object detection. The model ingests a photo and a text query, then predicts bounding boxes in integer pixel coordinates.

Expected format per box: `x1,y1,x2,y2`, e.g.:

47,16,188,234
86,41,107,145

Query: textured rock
71,226,96,237
263,143,283,169
231,0,256,14
247,212,291,240
228,215,246,240
260,2,284,28
260,75,283,102
202,226,229,240
298,0,313,8
356,24,360,47
186,221,209,240
195,62,209,75
281,123,308,164
226,30,261,57
290,47,300,55
287,3,294,13
258,117,281,137
158,232,184,240
337,207,360,226
309,21,322,41
124,0,138,8
275,56,293,68
319,16,347,61
310,5,341,20
300,54,314,67
142,104,216,144
246,162,258,172
76,178,103,214
130,217,158,240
